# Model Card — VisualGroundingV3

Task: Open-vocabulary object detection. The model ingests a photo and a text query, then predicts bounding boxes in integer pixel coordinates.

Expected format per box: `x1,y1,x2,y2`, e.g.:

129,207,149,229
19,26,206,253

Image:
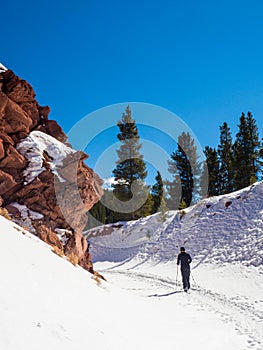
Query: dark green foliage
112,106,152,221
113,106,147,192
232,112,260,190
203,146,221,196
157,196,169,222
218,122,234,194
151,171,164,213
87,199,106,228
86,190,114,228
167,132,201,208
203,112,262,197
165,178,181,210
259,145,263,177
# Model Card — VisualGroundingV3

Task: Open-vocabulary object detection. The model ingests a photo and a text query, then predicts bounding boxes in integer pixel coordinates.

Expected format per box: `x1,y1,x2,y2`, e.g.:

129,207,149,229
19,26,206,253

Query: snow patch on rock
16,130,74,184
10,202,44,232
55,228,73,245
0,62,7,72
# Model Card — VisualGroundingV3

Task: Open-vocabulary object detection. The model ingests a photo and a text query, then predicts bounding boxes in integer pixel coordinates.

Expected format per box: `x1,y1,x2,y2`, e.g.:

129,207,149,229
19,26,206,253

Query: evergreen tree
86,199,106,229
165,177,181,210
87,189,117,228
112,106,150,220
247,112,261,183
167,132,201,208
217,122,234,194
232,112,260,190
139,191,155,218
203,146,221,196
151,171,164,213
157,196,169,222
259,140,263,180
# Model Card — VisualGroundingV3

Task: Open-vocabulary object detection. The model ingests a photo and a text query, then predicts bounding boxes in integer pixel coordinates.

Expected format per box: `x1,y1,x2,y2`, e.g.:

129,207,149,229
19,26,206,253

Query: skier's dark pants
181,267,190,290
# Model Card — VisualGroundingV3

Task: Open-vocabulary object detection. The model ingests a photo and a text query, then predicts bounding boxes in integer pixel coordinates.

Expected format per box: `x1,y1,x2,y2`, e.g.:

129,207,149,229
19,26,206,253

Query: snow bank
88,181,263,267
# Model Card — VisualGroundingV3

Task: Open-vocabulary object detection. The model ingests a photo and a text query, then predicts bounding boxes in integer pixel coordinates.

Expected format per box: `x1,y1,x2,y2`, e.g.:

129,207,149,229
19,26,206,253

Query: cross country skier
177,247,192,292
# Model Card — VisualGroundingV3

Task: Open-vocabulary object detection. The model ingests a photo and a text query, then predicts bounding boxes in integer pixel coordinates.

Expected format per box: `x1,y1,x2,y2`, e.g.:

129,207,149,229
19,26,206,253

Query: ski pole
176,265,178,290
190,271,197,287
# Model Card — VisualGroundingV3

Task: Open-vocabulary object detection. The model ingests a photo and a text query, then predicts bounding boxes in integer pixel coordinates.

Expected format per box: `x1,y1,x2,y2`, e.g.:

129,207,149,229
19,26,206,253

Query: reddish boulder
64,230,94,272
0,144,27,168
38,225,63,250
0,139,4,159
0,170,17,195
3,98,33,134
37,120,67,143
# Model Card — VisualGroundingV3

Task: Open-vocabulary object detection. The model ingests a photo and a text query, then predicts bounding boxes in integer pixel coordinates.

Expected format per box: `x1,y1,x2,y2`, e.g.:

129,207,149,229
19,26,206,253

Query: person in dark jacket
177,247,192,292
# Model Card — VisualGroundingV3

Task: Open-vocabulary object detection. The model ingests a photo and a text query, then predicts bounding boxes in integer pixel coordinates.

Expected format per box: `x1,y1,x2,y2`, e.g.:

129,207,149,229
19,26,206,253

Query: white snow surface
16,130,74,184
1,181,263,349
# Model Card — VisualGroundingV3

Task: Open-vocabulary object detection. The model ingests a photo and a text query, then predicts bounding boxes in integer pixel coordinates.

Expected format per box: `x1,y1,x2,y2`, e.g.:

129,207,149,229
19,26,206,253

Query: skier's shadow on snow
147,291,183,297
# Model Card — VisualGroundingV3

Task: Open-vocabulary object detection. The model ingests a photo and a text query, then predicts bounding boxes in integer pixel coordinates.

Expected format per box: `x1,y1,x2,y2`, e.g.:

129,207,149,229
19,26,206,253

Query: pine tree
232,112,260,190
157,196,169,222
217,122,234,194
259,140,263,180
167,132,201,208
151,171,164,213
112,106,149,220
86,199,106,229
165,177,181,210
247,112,261,183
203,146,221,196
87,189,118,227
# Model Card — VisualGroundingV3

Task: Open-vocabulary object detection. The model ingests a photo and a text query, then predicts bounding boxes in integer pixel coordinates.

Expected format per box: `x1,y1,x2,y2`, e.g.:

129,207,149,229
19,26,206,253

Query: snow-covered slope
88,181,263,267
1,214,256,350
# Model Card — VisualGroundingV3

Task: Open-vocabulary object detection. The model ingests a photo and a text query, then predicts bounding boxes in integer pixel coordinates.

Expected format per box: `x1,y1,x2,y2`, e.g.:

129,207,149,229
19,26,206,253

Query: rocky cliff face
0,65,103,273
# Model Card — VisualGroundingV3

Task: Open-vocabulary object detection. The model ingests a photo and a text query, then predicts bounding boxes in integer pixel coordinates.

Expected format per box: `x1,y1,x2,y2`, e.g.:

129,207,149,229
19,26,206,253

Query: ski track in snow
101,269,263,349
193,287,263,349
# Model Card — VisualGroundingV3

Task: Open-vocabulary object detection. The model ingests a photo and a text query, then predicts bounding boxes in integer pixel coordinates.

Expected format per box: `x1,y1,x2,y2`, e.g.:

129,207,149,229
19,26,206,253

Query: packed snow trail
95,263,263,350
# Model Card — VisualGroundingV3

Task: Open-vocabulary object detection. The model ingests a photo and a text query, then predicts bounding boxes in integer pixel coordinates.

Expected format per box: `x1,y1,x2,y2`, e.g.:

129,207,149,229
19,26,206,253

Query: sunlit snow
1,182,263,349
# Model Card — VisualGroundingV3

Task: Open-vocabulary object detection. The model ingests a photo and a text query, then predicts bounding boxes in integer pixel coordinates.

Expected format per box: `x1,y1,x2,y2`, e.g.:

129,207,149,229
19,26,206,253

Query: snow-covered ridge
16,130,75,184
88,181,263,267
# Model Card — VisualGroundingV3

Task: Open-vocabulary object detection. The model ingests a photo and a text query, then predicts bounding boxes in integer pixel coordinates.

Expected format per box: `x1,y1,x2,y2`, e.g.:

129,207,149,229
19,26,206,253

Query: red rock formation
0,67,103,273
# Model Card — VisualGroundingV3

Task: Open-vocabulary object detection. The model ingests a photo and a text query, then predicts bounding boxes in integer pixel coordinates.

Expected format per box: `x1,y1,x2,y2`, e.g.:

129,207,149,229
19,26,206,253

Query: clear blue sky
2,0,263,182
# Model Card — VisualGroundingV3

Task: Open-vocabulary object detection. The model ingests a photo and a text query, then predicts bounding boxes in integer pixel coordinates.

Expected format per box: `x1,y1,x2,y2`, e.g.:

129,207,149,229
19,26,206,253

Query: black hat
180,247,185,252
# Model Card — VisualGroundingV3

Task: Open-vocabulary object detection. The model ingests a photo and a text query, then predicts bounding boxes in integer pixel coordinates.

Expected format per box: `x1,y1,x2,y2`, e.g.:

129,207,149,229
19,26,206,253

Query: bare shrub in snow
52,246,64,257
67,252,79,266
0,208,11,220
